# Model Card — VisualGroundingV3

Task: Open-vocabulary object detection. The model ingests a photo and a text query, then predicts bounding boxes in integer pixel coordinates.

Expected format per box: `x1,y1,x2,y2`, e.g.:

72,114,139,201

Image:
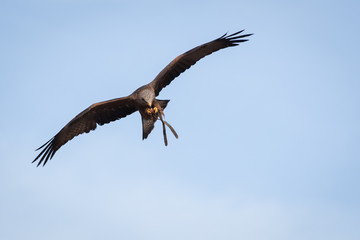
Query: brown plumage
33,30,252,166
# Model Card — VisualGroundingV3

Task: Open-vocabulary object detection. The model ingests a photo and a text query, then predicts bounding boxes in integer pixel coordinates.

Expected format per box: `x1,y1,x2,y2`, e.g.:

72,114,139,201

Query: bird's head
139,88,155,107
142,97,152,107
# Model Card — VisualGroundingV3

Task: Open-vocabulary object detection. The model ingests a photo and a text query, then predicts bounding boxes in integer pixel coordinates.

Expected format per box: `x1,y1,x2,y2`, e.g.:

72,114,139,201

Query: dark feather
142,117,156,140
33,96,136,166
157,99,170,109
149,30,253,95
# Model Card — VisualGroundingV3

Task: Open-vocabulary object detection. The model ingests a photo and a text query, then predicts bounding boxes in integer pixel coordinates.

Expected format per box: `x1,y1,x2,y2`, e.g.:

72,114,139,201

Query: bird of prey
33,30,252,166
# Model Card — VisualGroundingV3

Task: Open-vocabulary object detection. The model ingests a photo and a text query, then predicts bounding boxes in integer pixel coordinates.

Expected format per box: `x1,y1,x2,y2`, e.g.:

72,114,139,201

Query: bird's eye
142,98,151,106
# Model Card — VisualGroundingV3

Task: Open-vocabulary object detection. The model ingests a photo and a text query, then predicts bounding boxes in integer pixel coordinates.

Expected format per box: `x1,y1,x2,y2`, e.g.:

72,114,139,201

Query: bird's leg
145,106,160,117
146,108,152,115
152,101,165,117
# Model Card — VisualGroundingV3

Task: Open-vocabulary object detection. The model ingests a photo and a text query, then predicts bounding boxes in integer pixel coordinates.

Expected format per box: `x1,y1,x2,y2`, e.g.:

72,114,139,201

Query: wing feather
33,96,137,166
149,30,253,95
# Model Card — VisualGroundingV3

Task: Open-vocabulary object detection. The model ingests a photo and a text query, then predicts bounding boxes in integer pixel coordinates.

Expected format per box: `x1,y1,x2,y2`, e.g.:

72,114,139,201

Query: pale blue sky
1,0,360,239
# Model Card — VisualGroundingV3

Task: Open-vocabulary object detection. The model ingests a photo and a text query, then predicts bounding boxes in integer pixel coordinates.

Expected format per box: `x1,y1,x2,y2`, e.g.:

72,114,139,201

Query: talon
146,108,152,115
153,107,158,113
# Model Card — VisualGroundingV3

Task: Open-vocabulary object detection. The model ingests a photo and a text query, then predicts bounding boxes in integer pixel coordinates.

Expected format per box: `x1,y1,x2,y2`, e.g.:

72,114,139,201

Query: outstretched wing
33,96,137,166
149,30,252,96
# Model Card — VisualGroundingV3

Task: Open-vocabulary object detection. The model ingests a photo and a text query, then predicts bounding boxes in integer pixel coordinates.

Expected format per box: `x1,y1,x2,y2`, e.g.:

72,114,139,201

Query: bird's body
33,30,252,166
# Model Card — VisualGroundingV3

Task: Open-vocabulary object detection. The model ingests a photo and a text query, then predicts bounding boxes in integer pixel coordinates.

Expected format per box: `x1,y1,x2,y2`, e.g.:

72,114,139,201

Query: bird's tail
142,117,156,140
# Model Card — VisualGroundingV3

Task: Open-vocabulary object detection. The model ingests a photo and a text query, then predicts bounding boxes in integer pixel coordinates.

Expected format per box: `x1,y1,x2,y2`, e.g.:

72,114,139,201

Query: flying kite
33,30,252,166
